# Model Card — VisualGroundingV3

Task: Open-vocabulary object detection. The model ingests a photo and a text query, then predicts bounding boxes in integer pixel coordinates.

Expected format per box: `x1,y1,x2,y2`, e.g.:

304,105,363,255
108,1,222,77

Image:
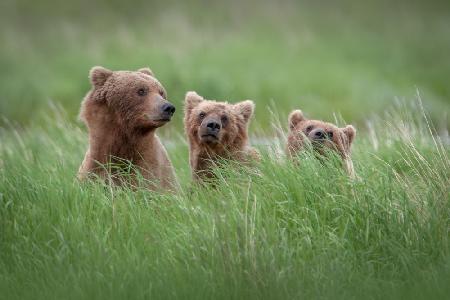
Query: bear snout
160,102,176,120
309,128,327,140
206,120,221,132
199,118,221,143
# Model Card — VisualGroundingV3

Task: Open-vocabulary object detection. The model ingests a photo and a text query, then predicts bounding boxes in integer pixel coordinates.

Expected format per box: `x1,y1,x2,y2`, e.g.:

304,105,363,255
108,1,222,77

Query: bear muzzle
154,102,176,122
305,128,337,151
199,118,222,143
309,128,328,141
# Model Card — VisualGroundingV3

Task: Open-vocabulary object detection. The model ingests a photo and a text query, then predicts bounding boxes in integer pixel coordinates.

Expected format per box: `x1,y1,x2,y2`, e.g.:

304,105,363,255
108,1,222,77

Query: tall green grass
1,102,449,299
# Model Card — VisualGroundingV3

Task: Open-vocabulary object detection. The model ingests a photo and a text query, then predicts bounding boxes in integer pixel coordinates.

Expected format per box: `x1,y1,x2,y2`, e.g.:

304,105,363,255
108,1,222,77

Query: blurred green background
1,0,449,131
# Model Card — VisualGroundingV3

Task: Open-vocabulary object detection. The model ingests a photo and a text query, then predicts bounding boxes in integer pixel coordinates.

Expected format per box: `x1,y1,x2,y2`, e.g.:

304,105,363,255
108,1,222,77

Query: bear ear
342,125,356,145
234,100,255,123
138,67,154,77
184,91,204,114
288,110,306,130
90,66,113,87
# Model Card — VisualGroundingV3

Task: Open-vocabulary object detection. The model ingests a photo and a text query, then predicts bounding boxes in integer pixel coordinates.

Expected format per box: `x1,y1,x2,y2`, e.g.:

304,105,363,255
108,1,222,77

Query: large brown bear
184,91,259,181
286,109,356,177
78,66,178,190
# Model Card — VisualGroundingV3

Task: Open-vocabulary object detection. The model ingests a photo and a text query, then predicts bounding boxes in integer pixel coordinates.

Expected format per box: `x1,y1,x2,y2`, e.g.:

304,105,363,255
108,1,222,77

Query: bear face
86,66,175,133
287,109,356,176
184,91,254,150
184,91,258,180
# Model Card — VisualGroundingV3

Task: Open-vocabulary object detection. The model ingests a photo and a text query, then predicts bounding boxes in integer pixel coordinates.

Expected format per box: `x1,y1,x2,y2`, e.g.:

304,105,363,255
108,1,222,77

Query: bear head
85,66,175,132
287,109,356,159
184,91,254,150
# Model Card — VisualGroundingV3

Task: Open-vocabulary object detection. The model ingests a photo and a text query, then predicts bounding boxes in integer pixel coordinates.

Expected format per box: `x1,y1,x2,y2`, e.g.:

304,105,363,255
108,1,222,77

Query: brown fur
184,91,259,181
286,110,356,177
78,66,178,190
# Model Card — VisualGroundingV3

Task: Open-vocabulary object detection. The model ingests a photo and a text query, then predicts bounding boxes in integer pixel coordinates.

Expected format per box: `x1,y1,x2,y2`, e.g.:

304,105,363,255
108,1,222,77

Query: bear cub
287,109,356,177
184,91,259,181
78,66,177,190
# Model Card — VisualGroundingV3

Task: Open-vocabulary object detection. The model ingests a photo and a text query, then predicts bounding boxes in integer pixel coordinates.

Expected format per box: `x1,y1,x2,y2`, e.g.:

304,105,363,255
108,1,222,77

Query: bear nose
206,121,221,131
161,103,176,116
312,128,326,139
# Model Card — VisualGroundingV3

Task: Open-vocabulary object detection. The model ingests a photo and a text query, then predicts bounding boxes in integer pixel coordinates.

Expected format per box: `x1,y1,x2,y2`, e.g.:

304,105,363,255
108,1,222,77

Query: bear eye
221,115,228,124
137,88,147,96
306,125,314,133
199,112,206,119
327,131,333,139
159,90,165,98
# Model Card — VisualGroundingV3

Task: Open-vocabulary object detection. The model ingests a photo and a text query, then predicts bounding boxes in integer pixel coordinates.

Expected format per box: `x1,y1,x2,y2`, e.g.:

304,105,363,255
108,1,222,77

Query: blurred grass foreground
1,0,450,131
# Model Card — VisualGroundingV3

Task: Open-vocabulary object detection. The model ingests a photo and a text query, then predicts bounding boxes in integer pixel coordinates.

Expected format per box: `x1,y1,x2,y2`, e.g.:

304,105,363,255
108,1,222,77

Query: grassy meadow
1,0,450,299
